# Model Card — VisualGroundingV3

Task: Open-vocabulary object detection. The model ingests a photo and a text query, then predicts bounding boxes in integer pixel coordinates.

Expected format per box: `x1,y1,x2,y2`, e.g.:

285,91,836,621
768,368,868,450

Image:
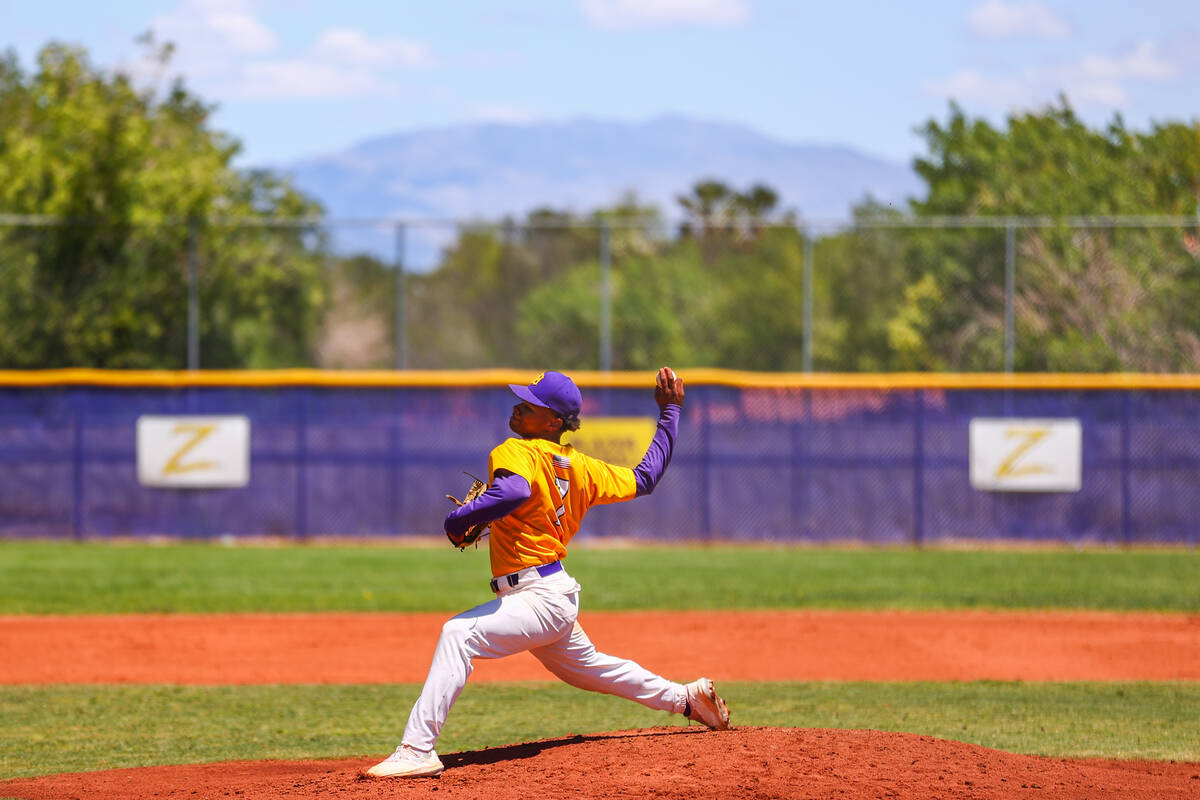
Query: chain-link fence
2,215,1198,372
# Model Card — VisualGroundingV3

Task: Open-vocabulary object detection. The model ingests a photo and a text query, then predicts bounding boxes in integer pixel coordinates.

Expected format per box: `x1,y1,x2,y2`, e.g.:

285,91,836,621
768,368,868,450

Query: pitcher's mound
3,727,1198,799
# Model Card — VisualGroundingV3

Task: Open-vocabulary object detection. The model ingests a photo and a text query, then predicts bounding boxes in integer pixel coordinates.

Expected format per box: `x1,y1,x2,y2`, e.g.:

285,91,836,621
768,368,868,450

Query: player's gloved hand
445,478,489,550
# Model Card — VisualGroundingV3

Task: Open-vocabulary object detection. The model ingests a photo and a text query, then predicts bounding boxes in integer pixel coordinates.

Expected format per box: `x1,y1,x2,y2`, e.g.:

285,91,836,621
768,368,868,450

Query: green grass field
2,541,1198,780
2,541,1197,613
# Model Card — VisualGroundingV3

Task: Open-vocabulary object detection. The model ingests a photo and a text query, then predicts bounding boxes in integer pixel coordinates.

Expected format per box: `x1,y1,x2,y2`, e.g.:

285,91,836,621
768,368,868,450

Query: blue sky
5,0,1199,167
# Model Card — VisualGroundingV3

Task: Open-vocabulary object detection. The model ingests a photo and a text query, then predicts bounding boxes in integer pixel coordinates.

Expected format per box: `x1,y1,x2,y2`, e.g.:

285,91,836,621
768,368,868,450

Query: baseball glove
445,474,488,550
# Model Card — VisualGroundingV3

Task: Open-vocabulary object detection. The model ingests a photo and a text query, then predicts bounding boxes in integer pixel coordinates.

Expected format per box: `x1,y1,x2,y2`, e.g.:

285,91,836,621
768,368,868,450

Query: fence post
599,221,612,371
1121,390,1132,546
1004,221,1016,374
791,388,813,540
394,222,407,370
802,226,814,373
912,389,925,547
389,391,402,536
72,390,85,541
187,220,199,370
296,389,309,540
700,386,712,542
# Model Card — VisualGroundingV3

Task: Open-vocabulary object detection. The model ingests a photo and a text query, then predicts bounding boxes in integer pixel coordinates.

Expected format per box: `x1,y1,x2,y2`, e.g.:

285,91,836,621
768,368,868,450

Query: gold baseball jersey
487,437,636,576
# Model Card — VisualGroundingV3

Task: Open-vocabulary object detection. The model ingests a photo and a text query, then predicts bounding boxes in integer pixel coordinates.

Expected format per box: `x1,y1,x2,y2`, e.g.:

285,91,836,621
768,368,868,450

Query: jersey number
552,474,571,525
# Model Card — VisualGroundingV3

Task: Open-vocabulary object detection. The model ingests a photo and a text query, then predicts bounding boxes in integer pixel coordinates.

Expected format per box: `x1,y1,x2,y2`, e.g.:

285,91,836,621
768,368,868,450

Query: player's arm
633,367,685,497
444,441,537,537
444,470,531,537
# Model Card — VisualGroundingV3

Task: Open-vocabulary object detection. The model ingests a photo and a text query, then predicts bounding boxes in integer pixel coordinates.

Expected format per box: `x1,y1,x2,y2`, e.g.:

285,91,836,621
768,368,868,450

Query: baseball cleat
363,744,444,778
684,677,731,730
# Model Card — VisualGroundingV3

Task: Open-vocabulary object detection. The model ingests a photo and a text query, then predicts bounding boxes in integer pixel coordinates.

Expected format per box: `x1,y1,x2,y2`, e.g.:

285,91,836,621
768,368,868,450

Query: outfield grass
1,541,1198,614
2,681,1198,779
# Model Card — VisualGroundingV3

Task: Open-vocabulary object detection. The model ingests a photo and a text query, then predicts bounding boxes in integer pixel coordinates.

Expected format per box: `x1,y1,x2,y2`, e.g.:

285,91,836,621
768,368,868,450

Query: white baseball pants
401,566,687,752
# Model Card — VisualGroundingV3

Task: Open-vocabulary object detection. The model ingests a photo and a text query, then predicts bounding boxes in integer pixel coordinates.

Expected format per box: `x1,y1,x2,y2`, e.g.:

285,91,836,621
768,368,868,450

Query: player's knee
440,616,474,644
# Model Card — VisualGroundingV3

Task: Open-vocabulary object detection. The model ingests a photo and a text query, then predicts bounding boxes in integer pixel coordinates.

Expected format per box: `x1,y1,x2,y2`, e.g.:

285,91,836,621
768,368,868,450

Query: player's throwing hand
655,366,684,410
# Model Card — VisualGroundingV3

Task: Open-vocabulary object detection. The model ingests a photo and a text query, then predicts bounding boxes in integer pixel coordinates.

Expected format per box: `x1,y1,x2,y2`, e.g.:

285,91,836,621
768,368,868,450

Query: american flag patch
552,455,571,469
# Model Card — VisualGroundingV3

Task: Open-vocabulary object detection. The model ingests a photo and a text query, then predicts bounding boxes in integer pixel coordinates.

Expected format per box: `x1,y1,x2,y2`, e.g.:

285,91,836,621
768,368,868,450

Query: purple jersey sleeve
444,471,532,536
634,403,680,496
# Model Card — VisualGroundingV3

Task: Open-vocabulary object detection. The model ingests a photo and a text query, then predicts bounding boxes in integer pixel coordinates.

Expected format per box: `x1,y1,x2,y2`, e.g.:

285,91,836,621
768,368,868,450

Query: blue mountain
279,115,923,268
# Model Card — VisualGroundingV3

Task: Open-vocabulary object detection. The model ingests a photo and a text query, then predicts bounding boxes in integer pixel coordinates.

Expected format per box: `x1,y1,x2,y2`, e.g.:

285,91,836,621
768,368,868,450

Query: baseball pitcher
365,367,730,778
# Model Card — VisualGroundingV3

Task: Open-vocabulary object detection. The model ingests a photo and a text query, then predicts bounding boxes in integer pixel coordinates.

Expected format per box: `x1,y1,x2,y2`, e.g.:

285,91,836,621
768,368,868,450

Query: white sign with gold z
969,418,1082,492
136,416,251,488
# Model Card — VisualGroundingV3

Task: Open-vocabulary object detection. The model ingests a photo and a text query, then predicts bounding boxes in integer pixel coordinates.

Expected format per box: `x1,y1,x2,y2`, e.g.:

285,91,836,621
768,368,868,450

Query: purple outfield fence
0,371,1198,545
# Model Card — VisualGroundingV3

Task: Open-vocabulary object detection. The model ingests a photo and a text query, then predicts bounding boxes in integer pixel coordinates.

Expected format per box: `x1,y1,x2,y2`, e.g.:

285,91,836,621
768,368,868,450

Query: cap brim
508,383,548,409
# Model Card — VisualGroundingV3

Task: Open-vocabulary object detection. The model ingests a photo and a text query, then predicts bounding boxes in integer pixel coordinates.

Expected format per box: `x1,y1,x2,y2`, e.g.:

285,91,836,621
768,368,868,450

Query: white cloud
923,41,1179,112
142,3,441,100
469,104,539,124
581,0,750,30
1072,81,1128,107
141,0,279,91
206,10,277,54
152,0,278,58
314,28,436,69
234,60,382,99
967,0,1071,40
922,69,1031,108
1080,40,1176,81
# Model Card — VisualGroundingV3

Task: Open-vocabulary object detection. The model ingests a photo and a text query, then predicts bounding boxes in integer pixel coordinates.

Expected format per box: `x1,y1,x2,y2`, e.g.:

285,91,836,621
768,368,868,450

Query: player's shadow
441,727,704,771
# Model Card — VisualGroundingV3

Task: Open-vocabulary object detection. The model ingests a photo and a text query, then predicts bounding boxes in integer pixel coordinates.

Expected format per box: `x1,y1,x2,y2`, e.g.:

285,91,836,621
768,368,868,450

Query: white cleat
684,677,731,731
363,744,444,778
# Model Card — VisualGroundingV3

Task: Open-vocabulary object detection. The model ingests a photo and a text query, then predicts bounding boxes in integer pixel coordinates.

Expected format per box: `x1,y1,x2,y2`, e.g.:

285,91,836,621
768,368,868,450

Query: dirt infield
4,727,1199,800
3,610,1199,799
3,609,1200,683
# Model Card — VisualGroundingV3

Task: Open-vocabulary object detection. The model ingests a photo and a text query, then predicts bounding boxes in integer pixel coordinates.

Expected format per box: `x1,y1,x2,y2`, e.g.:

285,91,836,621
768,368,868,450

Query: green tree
404,226,509,368
514,207,810,371
677,180,789,258
704,225,806,369
315,253,397,368
515,244,707,370
808,202,925,371
914,100,1200,217
888,100,1200,371
676,179,734,237
730,183,780,244
405,195,670,370
0,41,326,368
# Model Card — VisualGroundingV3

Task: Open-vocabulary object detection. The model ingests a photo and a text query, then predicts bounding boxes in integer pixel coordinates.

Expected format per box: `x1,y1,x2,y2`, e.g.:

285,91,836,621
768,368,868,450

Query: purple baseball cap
509,371,582,418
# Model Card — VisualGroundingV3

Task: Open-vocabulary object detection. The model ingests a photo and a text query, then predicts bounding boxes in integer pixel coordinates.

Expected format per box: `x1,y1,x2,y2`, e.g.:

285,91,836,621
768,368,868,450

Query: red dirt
2,610,1199,684
3,610,1199,799
3,727,1198,800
